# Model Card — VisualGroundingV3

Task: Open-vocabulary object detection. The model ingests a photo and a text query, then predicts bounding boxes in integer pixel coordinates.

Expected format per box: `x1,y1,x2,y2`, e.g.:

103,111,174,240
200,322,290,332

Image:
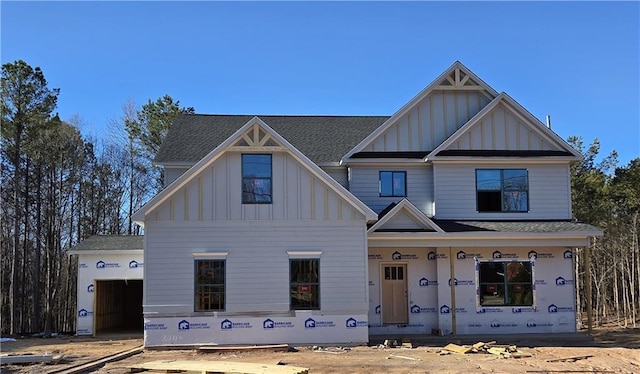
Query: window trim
194,258,226,312
475,168,529,213
475,257,536,309
289,258,320,311
242,153,273,204
379,171,407,197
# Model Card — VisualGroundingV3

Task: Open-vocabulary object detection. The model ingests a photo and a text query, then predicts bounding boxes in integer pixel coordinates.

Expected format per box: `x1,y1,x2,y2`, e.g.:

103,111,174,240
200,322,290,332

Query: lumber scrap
442,343,472,354
48,346,143,374
198,344,290,353
387,354,420,361
546,354,594,363
0,354,53,364
127,360,309,374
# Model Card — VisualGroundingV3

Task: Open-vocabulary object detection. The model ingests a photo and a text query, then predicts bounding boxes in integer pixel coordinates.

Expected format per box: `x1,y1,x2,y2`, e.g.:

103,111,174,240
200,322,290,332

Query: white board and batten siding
446,102,560,151
349,165,434,216
363,91,491,153
148,152,365,222
433,163,572,220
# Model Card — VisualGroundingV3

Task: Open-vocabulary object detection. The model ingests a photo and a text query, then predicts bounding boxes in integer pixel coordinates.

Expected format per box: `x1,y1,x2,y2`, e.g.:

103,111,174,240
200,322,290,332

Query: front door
381,264,408,324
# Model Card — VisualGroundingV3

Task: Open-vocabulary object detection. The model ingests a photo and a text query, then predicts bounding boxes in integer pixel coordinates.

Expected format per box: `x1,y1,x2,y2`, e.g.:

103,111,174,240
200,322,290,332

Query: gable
133,117,378,224
343,62,498,161
429,94,582,159
368,199,444,233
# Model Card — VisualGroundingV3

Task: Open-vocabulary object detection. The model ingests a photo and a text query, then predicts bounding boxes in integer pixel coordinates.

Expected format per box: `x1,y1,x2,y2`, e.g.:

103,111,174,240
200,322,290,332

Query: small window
194,260,225,311
242,154,272,204
379,171,406,197
476,169,528,212
479,261,533,306
290,259,320,310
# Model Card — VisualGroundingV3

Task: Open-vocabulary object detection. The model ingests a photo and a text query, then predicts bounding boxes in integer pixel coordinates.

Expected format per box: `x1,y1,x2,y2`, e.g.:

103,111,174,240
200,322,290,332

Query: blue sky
2,1,639,165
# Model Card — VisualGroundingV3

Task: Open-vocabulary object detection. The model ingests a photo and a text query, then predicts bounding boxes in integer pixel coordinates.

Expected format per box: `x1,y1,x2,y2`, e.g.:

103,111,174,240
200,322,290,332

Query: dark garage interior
94,279,143,334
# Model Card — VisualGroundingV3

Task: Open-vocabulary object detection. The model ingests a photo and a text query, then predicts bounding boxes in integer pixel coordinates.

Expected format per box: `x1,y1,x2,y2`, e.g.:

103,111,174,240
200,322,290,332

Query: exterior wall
367,247,439,335
447,103,558,151
433,163,572,220
435,246,576,335
365,245,576,336
363,91,491,152
165,167,189,187
76,253,143,336
349,165,434,216
321,166,349,189
143,220,369,346
148,152,363,222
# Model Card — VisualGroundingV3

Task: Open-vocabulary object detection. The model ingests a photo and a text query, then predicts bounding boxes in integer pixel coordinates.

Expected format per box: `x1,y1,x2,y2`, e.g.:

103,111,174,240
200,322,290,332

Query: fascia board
341,61,498,163
430,158,576,165
68,249,144,256
367,230,603,240
344,159,426,165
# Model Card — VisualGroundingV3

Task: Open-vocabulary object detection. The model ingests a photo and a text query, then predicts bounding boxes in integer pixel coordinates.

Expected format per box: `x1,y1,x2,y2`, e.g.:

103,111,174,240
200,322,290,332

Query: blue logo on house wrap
440,305,450,314
178,320,190,330
129,260,143,268
410,305,421,314
78,309,93,317
477,307,504,314
220,319,251,330
392,251,418,260
79,263,88,269
304,318,334,328
179,319,210,330
563,250,572,259
427,251,436,260
548,304,573,313
457,251,466,259
345,317,367,328
87,284,94,293
96,260,120,269
375,305,380,314
512,307,536,313
263,319,293,329
555,277,574,286
448,278,474,286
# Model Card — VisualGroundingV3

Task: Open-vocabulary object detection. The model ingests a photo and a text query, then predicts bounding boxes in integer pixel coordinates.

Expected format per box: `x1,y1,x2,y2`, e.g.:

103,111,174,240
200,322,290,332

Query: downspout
449,247,457,335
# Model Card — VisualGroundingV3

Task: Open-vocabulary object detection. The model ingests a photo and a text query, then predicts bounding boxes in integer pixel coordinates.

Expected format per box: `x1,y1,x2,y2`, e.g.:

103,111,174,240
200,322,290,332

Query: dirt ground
1,325,639,374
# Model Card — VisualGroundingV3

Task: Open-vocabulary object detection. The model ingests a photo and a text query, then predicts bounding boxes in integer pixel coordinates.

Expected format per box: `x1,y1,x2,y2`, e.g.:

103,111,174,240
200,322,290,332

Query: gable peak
230,120,284,149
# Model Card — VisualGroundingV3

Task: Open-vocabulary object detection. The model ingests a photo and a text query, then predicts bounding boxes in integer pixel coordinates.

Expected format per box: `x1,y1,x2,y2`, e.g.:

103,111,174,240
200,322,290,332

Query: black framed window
476,169,528,212
379,171,407,197
242,154,272,204
479,261,533,306
290,259,320,310
194,260,225,311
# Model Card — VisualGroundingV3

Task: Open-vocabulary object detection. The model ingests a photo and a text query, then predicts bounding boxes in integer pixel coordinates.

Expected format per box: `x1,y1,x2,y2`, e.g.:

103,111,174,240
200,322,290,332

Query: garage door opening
94,279,143,335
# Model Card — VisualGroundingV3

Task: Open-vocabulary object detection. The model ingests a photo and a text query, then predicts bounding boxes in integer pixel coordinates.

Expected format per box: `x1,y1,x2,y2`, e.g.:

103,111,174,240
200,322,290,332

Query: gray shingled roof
432,220,602,234
70,235,143,251
154,114,390,165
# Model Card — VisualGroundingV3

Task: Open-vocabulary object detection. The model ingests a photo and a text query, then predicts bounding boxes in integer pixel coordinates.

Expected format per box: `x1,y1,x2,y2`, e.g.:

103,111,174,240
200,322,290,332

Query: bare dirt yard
1,325,639,374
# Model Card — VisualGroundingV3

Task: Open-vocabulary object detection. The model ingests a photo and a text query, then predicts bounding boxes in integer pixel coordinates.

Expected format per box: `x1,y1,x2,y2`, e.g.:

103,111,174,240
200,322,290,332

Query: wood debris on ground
546,354,594,363
439,341,532,358
127,360,309,374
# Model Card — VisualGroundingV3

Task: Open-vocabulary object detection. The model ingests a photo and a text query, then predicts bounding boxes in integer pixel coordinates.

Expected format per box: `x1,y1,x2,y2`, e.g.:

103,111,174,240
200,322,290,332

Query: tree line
1,60,638,335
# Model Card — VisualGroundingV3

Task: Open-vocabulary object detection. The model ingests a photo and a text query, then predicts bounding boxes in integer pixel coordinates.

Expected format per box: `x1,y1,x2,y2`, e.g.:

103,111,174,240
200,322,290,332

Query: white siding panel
148,152,364,222
144,221,368,314
434,163,572,219
380,212,424,230
349,165,434,216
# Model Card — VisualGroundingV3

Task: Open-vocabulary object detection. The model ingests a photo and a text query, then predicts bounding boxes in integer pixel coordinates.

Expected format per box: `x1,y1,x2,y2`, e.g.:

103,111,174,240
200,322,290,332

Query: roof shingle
154,114,390,165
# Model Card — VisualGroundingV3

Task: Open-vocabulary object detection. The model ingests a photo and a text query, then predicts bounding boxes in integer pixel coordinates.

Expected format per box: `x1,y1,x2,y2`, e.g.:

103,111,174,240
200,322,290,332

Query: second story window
242,154,272,204
476,169,528,212
379,171,407,197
